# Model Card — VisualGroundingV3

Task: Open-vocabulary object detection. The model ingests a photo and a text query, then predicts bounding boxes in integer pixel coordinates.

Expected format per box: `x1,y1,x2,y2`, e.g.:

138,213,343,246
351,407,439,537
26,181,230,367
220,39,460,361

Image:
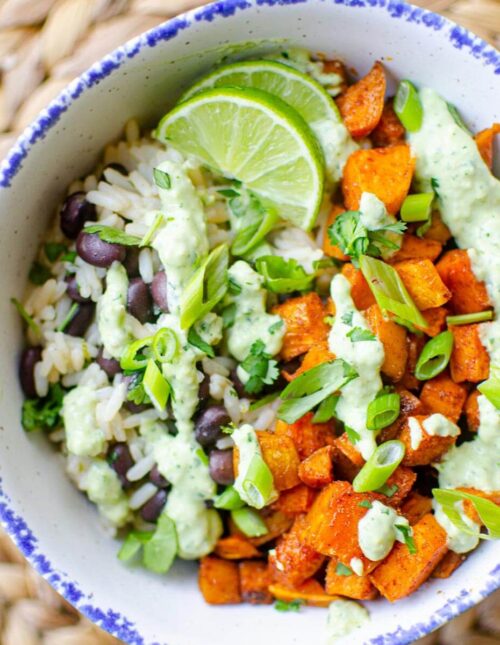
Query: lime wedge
156,86,324,230
180,60,357,184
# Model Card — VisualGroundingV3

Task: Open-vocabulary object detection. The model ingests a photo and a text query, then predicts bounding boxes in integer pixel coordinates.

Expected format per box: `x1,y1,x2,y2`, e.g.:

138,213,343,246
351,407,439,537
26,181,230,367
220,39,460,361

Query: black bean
198,373,210,404
140,489,167,522
19,346,42,398
96,348,121,378
209,449,235,486
65,276,90,303
127,277,152,323
65,303,95,337
150,271,169,312
194,405,231,447
150,465,169,489
123,247,140,278
107,443,134,487
281,357,302,377
230,368,247,399
59,192,96,239
76,231,126,268
124,400,150,413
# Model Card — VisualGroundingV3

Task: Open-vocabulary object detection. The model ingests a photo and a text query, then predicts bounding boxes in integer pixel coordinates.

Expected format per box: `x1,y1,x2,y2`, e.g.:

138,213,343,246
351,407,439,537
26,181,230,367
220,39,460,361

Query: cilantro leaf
22,383,64,432
345,426,361,444
255,256,314,294
377,483,399,498
395,524,417,554
29,262,52,285
346,327,376,342
187,328,215,358
44,242,67,262
240,340,279,395
153,168,171,189
84,224,142,247
358,500,373,509
341,312,354,325
126,372,151,406
335,562,353,576
274,599,303,612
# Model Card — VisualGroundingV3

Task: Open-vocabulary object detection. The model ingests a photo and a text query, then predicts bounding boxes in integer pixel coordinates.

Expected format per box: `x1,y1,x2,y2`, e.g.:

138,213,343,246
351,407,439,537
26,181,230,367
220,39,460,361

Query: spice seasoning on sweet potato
341,263,376,310
389,234,442,263
449,324,490,383
431,551,466,579
272,484,317,516
199,556,242,605
325,558,378,600
285,341,335,381
394,258,451,310
364,303,407,381
464,389,481,432
419,372,468,423
269,579,338,608
399,415,459,467
475,122,500,169
378,467,417,508
423,211,452,244
436,249,491,314
275,413,336,460
371,98,405,148
378,388,426,443
239,561,273,604
400,492,433,525
332,433,365,482
214,535,262,560
416,307,447,338
298,445,334,488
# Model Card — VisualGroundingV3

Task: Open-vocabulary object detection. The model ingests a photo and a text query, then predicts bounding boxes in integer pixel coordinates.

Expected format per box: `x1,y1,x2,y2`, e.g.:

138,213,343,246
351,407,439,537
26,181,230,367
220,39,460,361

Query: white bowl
0,2,498,644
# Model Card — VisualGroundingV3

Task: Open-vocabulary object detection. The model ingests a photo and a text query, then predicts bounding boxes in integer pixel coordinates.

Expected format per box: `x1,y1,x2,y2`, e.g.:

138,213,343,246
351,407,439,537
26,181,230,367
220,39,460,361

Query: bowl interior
0,2,499,644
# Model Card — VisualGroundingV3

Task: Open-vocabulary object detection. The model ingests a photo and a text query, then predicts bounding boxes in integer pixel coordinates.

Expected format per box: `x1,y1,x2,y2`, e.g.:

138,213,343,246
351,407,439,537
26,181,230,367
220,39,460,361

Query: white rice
129,483,157,510
138,248,154,284
126,454,156,482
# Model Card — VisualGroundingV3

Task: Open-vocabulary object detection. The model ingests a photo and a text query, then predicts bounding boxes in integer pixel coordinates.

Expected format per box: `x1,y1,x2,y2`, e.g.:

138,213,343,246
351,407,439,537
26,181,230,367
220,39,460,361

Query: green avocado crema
97,261,133,360
81,460,130,527
409,87,500,551
62,384,105,457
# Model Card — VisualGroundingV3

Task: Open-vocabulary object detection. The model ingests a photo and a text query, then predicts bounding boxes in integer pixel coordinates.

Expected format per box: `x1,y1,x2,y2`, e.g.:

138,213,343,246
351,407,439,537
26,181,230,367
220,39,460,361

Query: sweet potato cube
400,492,433,525
378,466,417,508
304,481,352,551
269,579,338,608
475,123,500,169
239,561,273,604
371,98,405,148
285,341,335,381
431,551,466,579
270,515,325,586
324,205,349,260
273,484,317,516
436,250,491,314
369,513,448,601
332,433,365,481
423,211,452,244
323,59,348,92
256,431,300,491
199,556,241,605
378,388,426,443
400,334,427,391
420,372,468,423
342,144,414,214
325,558,378,600
399,415,459,466
249,511,293,547
341,263,375,310
389,234,442,263
394,259,451,310
214,535,261,560
416,307,447,338
337,61,386,138
450,324,490,383
298,446,334,488
275,413,336,460
465,390,480,432
273,293,329,361
365,304,407,381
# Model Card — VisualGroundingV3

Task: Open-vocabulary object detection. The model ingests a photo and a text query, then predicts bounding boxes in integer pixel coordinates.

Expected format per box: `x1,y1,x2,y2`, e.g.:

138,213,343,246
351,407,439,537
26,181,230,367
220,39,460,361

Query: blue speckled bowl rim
0,1,499,643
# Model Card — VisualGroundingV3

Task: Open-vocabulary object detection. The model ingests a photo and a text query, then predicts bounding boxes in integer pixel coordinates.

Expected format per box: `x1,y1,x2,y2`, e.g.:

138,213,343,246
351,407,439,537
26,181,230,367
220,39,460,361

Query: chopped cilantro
346,327,376,342
240,340,279,395
22,383,64,432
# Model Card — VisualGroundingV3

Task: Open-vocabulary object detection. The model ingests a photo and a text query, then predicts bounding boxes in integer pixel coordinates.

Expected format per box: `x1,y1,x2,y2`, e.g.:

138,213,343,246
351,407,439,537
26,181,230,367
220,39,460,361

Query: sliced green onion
231,207,278,257
118,531,151,562
377,483,399,498
446,311,494,325
249,391,280,411
447,103,472,135
255,255,314,294
142,359,170,412
120,337,152,371
400,193,434,222
180,244,228,330
352,440,405,492
478,367,500,409
230,507,268,538
394,80,423,132
11,298,41,337
213,486,245,510
195,447,209,466
242,454,275,509
395,524,417,554
140,212,164,247
366,393,400,431
84,224,142,246
433,488,500,540
187,327,215,358
414,330,453,380
312,395,339,423
143,514,178,574
359,255,428,329
153,167,171,189
277,359,358,424
152,328,178,363
57,303,79,333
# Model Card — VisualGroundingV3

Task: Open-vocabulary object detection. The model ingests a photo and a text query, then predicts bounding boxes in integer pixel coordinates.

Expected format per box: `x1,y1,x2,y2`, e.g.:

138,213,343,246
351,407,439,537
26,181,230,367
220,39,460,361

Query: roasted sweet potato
336,61,386,137
465,389,480,432
273,293,330,361
323,205,349,260
270,515,325,586
341,263,375,310
273,484,317,516
249,510,294,546
378,388,426,443
275,412,336,460
450,324,490,383
342,144,414,215
214,535,261,560
431,551,466,579
436,249,491,314
239,561,273,604
364,303,407,381
325,557,378,599
416,307,448,338
400,491,433,525
475,123,500,169
199,556,241,605
269,579,338,608
419,372,468,423
298,445,334,488
457,488,500,525
256,431,301,491
304,481,352,552
394,258,451,310
400,334,427,391
332,432,365,481
399,414,459,466
371,98,405,148
285,341,335,381
369,513,448,601
423,211,452,244
389,234,442,263
378,466,417,508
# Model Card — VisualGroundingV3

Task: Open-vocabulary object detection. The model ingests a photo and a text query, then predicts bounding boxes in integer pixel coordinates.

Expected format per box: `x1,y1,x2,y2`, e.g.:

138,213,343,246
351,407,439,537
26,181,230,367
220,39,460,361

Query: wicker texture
0,0,498,643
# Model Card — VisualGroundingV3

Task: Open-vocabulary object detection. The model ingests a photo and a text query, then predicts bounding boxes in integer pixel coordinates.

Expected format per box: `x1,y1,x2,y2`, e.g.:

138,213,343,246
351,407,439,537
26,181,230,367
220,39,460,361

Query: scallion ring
400,193,434,223
142,359,170,412
213,486,245,511
152,328,179,363
120,336,152,371
352,440,405,492
366,393,400,431
394,80,423,132
446,311,493,325
242,454,275,509
414,330,453,380
230,508,268,538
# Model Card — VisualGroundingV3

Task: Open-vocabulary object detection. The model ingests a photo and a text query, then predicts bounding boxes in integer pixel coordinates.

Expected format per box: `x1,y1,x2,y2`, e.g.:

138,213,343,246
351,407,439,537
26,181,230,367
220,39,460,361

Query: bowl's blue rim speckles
0,1,499,644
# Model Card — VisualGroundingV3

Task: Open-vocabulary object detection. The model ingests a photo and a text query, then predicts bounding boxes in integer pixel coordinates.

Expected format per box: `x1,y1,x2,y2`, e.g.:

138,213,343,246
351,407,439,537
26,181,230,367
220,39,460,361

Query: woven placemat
0,0,498,643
